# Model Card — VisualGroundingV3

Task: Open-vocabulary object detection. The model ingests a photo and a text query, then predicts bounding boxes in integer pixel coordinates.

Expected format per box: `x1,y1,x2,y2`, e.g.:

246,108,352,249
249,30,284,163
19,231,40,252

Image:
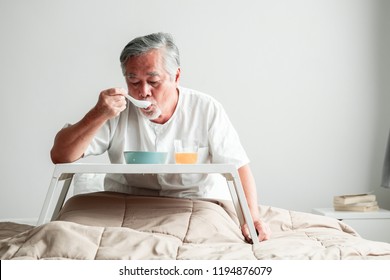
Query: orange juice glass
174,139,198,164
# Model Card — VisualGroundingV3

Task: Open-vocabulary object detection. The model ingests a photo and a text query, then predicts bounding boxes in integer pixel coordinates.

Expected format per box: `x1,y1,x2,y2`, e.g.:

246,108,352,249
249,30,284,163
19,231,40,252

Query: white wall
0,0,389,223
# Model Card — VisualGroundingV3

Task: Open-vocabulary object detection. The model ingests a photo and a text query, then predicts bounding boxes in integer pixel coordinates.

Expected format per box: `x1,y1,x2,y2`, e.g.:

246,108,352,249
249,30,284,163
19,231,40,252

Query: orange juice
175,152,198,164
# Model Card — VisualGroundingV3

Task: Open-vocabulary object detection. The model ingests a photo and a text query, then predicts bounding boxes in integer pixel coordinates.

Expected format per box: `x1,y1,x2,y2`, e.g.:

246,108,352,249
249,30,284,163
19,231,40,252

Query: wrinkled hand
241,219,271,243
93,88,127,120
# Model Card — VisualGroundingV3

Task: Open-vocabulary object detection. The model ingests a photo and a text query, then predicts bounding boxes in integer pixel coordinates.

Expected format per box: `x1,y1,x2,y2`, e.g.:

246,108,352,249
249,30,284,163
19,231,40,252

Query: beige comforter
1,191,390,260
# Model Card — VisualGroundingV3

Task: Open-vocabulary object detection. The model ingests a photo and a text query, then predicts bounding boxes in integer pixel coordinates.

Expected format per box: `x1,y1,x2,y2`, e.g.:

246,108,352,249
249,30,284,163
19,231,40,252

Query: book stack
333,193,379,212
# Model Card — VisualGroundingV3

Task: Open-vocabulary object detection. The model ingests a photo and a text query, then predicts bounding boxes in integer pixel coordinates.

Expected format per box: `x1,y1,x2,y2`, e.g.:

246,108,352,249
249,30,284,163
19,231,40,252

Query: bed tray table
38,163,259,245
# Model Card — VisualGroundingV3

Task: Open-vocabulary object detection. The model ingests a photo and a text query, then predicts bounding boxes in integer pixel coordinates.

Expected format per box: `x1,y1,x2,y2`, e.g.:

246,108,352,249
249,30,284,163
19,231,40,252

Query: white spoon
124,94,151,109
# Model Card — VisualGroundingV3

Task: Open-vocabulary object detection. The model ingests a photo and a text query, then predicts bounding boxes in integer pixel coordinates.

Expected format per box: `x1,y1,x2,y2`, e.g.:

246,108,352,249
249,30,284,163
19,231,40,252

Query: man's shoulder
179,86,221,107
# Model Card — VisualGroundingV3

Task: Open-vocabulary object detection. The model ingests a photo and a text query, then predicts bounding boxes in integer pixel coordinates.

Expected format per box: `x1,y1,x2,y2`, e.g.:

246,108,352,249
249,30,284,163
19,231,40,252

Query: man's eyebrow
147,71,160,77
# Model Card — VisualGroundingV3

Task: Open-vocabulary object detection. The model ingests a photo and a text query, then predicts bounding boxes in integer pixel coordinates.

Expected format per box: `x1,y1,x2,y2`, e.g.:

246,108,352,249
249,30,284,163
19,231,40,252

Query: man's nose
139,83,151,98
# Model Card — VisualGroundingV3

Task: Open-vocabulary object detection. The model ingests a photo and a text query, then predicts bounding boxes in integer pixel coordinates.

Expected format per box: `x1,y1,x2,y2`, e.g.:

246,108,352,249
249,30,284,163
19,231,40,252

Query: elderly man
50,32,271,242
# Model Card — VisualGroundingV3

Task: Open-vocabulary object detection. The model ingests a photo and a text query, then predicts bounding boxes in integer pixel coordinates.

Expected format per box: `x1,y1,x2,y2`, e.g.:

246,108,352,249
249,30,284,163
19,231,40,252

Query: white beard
140,105,162,121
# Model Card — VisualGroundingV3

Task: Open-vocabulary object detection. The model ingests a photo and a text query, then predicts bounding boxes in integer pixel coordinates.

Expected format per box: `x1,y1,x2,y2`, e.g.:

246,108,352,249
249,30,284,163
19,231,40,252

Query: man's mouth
142,104,152,111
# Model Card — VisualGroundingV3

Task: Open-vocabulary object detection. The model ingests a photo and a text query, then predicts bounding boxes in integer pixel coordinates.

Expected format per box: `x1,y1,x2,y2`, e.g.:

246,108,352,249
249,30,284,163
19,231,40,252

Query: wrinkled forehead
124,50,168,77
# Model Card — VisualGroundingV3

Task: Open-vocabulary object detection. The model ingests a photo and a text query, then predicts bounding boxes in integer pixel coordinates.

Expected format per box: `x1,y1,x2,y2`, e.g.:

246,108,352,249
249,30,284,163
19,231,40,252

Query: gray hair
120,32,180,78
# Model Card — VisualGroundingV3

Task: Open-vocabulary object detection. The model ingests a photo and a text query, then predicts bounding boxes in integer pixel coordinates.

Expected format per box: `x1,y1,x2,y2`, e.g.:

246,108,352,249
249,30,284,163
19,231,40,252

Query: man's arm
50,88,127,163
238,164,271,242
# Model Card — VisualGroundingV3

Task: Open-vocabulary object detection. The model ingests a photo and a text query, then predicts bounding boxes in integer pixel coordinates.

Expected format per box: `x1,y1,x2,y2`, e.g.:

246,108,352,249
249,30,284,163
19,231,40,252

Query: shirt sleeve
83,120,113,157
207,101,250,168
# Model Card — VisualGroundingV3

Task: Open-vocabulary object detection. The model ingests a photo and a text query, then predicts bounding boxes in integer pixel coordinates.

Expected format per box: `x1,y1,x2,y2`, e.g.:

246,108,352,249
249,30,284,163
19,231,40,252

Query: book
333,201,378,207
334,204,379,212
333,193,376,205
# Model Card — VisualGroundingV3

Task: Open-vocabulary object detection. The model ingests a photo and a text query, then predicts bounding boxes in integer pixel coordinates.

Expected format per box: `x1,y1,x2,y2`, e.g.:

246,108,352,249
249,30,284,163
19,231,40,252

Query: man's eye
149,81,159,86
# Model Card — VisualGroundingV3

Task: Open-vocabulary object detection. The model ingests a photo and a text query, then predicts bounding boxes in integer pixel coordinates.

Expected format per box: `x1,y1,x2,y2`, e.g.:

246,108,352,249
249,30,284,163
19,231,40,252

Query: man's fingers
95,88,128,119
103,87,127,96
254,220,271,241
241,220,272,243
241,224,251,242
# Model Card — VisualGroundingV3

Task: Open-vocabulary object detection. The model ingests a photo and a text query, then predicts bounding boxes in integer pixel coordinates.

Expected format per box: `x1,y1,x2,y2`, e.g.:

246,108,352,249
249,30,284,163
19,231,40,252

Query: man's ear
175,67,181,83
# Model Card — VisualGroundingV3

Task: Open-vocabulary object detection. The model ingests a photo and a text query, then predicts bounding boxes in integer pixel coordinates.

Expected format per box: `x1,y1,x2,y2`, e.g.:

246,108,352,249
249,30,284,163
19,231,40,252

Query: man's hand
93,88,127,120
241,219,271,243
237,165,272,242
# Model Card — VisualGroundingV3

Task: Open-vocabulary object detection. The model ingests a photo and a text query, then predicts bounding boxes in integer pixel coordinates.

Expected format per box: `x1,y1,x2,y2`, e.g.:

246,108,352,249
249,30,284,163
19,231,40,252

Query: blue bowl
123,151,168,164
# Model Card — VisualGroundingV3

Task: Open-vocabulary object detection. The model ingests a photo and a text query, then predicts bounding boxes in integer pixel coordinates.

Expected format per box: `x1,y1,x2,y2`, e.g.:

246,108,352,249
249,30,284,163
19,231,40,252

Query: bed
1,163,390,260
1,190,390,260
